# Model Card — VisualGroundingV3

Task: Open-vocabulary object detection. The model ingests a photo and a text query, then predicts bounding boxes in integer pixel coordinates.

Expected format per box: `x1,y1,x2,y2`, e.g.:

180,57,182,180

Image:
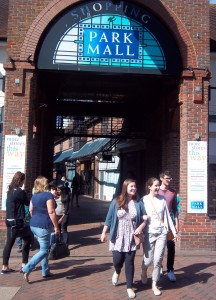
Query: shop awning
53,149,73,163
69,138,111,161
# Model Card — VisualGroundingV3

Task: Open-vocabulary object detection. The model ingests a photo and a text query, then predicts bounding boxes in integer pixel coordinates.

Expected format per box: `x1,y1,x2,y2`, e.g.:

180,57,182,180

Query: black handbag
48,234,70,260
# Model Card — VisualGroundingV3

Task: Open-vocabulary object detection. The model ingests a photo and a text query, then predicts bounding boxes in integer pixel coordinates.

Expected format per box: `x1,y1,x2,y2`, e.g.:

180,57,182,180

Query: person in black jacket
71,172,82,208
1,171,32,274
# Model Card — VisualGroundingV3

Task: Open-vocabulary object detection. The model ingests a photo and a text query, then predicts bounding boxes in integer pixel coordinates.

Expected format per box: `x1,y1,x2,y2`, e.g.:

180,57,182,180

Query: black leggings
167,239,175,272
3,223,32,266
112,250,136,289
57,215,69,245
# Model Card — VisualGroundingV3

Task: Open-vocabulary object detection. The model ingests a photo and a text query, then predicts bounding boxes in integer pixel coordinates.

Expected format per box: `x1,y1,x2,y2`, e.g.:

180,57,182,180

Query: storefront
0,0,214,250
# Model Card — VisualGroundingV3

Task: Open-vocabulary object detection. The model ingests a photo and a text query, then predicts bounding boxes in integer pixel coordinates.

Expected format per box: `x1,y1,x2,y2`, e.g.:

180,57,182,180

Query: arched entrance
36,69,180,196
32,0,182,197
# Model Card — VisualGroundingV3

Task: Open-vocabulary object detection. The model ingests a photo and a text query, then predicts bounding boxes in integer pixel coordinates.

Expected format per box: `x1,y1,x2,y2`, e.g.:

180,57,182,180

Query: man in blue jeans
16,237,23,252
159,170,179,282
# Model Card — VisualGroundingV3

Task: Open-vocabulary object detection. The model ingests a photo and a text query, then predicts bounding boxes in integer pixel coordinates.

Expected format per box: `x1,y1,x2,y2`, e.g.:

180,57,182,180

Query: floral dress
109,200,137,252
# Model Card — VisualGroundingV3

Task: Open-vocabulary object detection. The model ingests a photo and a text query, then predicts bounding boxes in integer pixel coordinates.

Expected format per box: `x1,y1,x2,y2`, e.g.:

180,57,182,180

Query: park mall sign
38,0,182,75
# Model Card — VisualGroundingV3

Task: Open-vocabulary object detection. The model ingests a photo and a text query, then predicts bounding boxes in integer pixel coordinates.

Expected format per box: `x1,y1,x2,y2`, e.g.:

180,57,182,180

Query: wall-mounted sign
1,135,26,210
187,141,207,213
38,0,182,75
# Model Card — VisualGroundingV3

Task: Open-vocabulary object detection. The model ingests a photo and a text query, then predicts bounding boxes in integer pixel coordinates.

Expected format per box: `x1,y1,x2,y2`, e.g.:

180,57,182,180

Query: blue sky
210,0,216,3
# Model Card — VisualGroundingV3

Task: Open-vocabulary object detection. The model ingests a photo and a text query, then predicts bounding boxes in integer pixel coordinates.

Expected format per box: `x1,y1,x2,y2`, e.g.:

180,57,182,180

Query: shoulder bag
149,197,173,241
128,213,145,247
48,233,70,260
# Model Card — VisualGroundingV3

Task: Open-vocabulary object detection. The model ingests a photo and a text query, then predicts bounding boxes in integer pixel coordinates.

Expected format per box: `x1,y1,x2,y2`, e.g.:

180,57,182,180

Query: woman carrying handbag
21,176,59,282
101,178,149,299
140,177,179,296
55,184,70,246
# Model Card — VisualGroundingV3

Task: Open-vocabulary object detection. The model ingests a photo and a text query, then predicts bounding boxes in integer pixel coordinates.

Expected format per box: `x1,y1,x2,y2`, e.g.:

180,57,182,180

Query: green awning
53,149,73,163
69,138,110,161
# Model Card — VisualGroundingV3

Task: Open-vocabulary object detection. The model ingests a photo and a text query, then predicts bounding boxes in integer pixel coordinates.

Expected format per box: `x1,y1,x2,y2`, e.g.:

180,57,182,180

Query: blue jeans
16,236,22,248
22,226,51,277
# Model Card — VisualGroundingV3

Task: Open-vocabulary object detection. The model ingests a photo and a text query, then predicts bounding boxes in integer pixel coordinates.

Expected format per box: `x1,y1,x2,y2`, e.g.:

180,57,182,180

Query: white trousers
142,232,167,283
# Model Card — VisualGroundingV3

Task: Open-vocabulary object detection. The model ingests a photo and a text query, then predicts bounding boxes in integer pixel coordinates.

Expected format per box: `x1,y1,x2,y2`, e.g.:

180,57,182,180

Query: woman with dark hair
55,184,70,245
100,179,149,299
22,176,59,282
1,171,32,274
140,177,179,296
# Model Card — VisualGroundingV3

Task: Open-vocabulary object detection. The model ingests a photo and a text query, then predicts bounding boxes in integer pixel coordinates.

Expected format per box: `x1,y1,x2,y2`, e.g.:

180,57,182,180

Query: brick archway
20,0,196,69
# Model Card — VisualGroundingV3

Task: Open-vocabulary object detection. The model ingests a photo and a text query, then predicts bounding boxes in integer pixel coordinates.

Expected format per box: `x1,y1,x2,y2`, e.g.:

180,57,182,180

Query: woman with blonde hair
101,178,149,299
22,176,59,282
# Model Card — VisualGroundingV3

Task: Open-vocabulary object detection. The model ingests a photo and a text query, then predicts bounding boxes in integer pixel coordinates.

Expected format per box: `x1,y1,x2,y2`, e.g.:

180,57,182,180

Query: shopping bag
48,234,70,260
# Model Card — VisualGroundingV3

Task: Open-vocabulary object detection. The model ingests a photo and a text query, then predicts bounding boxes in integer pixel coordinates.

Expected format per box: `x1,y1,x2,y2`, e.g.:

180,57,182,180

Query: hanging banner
1,135,26,210
187,141,207,213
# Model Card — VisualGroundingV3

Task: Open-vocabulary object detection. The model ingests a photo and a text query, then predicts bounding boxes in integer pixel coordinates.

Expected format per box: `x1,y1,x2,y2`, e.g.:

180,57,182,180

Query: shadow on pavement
68,195,110,225
68,226,102,250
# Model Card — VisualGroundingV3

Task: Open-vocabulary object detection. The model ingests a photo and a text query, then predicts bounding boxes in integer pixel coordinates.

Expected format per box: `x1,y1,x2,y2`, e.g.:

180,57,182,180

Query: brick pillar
0,63,39,243
179,70,216,250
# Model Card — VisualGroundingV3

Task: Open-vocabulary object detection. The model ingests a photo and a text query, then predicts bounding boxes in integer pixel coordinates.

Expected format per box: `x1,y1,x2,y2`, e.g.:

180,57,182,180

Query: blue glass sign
37,0,182,75
83,29,139,59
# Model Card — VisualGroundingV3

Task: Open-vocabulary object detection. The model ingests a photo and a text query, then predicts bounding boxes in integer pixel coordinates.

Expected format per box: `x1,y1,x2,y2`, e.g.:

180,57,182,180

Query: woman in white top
55,184,70,245
141,177,179,296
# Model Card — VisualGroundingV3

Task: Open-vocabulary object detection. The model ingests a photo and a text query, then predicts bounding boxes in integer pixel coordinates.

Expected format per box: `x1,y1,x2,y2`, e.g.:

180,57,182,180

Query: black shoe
43,273,54,279
1,269,15,275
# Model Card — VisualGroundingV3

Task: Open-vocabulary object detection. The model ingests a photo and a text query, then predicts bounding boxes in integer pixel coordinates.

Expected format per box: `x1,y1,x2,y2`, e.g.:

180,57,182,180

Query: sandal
127,289,136,299
23,272,30,283
152,286,162,296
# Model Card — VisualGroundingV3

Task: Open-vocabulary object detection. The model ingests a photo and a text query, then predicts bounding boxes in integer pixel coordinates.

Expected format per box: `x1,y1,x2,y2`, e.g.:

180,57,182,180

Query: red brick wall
0,0,214,249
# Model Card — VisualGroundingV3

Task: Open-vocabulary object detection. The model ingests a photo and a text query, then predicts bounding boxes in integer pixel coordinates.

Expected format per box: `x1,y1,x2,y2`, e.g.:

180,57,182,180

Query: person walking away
64,181,71,195
159,170,179,282
101,178,149,299
141,177,179,296
1,171,32,274
22,176,60,283
55,184,70,246
71,172,82,208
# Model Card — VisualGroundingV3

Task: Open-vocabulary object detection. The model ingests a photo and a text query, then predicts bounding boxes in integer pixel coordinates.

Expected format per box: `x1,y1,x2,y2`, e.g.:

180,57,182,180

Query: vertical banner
1,135,26,210
187,141,207,213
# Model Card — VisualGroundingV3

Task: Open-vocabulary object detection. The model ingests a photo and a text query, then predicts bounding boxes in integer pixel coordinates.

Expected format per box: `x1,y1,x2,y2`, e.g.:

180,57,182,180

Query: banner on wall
1,135,26,210
187,141,207,213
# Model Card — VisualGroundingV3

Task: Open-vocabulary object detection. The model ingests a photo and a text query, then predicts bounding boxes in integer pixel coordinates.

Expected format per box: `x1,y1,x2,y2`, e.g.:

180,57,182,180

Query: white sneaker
160,267,163,277
167,270,176,282
127,289,136,299
112,271,119,286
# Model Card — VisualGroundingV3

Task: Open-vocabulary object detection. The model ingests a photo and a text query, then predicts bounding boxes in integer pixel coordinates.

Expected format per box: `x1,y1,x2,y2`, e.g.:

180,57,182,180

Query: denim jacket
104,198,147,243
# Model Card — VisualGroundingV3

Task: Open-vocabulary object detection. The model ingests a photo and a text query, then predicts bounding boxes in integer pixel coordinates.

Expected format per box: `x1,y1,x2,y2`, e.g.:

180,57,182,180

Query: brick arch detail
21,0,196,68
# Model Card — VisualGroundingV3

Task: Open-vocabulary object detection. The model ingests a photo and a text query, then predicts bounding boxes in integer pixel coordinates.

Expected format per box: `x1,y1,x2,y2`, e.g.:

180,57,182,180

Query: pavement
0,195,216,300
